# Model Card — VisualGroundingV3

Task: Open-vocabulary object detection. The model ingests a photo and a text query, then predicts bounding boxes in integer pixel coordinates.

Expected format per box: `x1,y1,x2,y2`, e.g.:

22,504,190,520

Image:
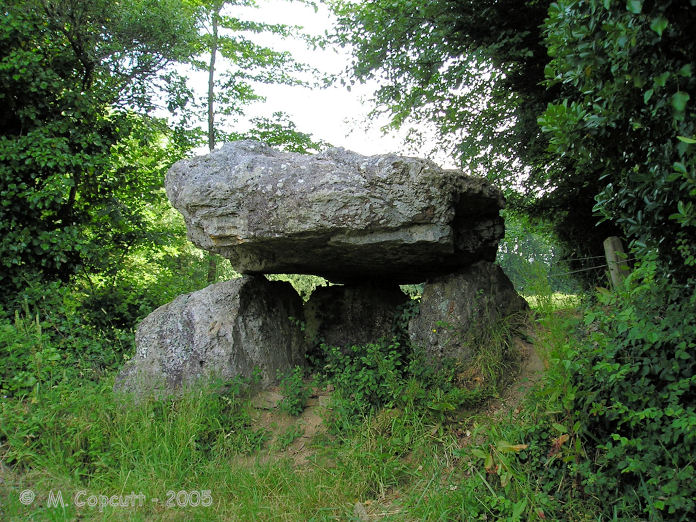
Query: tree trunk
207,6,218,154
206,5,221,284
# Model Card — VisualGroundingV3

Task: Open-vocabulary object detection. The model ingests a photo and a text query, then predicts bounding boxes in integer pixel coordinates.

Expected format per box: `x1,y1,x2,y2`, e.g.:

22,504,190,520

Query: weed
391,297,420,344
321,340,407,425
278,365,312,416
0,307,61,398
273,424,305,451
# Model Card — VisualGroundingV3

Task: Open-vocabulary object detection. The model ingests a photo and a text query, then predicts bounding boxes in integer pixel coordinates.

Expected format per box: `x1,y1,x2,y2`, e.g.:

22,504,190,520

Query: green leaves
571,262,696,518
649,15,668,36
672,91,690,112
669,200,695,226
278,366,312,416
231,112,329,153
330,0,555,206
182,0,316,154
626,0,642,14
543,0,696,280
0,1,198,298
653,71,670,87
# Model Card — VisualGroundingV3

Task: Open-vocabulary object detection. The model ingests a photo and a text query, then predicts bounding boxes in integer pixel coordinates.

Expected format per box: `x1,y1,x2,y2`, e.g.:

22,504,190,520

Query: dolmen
115,141,527,394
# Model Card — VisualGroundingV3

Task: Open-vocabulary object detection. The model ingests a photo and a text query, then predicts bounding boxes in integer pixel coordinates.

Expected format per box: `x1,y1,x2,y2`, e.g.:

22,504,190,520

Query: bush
571,259,696,518
266,274,327,301
322,340,407,418
278,366,312,416
0,307,62,397
0,281,137,398
542,0,696,280
78,282,160,330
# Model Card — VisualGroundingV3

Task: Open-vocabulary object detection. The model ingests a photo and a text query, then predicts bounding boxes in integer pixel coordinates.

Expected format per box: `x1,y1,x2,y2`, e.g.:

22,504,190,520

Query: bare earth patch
245,383,332,467
241,328,548,474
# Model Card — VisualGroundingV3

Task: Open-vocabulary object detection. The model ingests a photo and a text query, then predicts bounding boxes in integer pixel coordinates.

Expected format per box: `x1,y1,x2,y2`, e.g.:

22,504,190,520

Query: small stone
353,502,369,521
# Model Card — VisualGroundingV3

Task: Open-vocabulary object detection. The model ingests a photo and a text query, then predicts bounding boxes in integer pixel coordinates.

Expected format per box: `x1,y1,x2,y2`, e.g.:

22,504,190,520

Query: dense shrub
0,282,136,398
542,0,696,280
571,259,696,518
321,340,408,418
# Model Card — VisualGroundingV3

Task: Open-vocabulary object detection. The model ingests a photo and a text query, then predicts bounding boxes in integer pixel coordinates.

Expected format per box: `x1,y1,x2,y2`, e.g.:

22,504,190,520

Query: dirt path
496,334,546,412
245,329,548,471
246,384,332,466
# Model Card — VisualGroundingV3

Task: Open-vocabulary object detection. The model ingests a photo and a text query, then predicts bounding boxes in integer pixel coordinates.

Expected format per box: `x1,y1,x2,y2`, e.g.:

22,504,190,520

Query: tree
0,0,199,300
185,0,317,147
231,111,331,153
330,0,621,272
180,0,328,282
331,0,551,177
541,0,696,281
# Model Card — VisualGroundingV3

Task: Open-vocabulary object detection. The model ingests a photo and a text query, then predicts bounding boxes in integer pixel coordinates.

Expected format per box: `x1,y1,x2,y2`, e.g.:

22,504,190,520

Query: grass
1,383,444,519
523,292,580,311
1,293,597,521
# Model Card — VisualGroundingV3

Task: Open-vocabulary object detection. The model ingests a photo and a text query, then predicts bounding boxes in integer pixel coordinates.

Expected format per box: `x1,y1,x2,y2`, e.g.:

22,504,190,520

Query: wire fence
558,255,607,262
547,257,638,279
549,264,608,278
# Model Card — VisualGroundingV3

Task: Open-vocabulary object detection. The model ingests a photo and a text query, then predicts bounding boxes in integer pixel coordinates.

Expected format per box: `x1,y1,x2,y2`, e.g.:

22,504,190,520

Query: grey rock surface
304,283,409,349
408,262,528,364
114,276,306,394
166,140,504,284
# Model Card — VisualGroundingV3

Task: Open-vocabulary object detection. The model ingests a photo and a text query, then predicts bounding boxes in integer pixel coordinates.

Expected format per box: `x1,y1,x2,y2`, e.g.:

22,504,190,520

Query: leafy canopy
330,0,553,181
175,0,326,150
0,0,199,298
541,0,696,280
329,0,622,268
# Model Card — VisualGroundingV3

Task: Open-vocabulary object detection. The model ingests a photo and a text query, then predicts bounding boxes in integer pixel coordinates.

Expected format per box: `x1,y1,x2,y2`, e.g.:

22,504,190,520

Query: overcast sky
217,0,417,158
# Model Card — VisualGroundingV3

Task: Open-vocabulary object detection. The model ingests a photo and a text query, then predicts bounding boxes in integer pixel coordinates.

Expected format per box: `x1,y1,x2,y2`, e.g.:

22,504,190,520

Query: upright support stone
603,236,629,289
408,262,528,365
114,276,306,395
304,283,408,349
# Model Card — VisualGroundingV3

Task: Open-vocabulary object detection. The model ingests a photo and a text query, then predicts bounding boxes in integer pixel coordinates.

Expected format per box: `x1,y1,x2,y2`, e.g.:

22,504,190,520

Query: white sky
196,0,451,163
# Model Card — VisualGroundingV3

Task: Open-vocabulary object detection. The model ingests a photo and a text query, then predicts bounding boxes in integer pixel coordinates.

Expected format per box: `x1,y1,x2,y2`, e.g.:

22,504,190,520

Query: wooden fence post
603,236,629,289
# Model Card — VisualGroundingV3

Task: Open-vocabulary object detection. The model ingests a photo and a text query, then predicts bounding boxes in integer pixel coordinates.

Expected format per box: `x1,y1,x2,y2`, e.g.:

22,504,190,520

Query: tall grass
1,266,601,521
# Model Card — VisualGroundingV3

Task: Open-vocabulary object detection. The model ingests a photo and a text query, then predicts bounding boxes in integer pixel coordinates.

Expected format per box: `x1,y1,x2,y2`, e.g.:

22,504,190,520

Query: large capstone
114,276,306,394
408,261,529,364
166,140,505,284
304,283,409,349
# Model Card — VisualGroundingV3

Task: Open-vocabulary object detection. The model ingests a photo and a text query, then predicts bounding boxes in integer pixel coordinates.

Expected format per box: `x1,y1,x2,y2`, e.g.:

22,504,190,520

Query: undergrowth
569,259,696,519
277,365,313,416
3,257,689,520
